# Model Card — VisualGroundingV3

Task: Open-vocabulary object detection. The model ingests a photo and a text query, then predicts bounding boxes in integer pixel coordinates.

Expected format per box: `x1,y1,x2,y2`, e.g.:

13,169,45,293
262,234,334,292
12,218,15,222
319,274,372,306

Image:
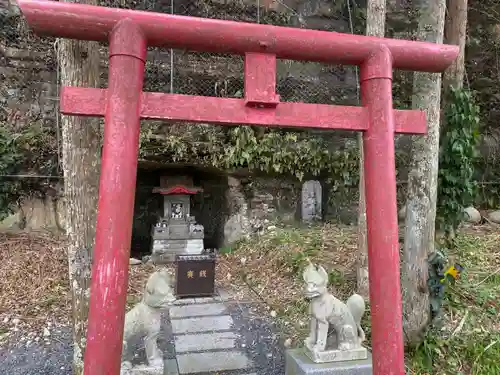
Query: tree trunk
402,0,446,346
57,0,101,373
356,0,387,301
443,0,468,90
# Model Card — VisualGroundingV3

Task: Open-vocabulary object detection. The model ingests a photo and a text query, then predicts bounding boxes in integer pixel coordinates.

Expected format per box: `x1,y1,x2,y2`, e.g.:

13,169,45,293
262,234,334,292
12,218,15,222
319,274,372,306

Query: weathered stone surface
169,303,226,318
223,211,249,245
223,176,251,245
464,206,481,224
173,297,196,305
121,364,163,375
129,258,142,265
398,205,406,221
170,315,233,334
194,296,215,303
122,270,176,367
304,347,368,363
487,210,500,224
174,332,237,353
302,181,322,222
164,359,179,375
302,263,366,361
0,197,65,232
286,349,373,375
176,351,252,373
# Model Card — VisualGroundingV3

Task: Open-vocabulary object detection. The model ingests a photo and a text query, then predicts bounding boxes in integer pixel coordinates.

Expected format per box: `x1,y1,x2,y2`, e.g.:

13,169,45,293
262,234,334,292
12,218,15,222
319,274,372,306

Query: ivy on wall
436,88,481,241
140,124,359,186
0,126,58,220
0,129,21,220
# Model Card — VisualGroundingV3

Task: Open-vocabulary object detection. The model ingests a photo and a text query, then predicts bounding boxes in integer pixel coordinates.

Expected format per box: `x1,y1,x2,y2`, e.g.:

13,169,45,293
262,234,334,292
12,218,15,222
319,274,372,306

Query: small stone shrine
150,175,204,263
285,262,373,375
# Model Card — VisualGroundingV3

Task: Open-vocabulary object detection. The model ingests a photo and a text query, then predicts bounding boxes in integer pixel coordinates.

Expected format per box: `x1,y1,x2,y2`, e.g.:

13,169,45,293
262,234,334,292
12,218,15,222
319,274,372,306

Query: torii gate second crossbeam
17,1,458,375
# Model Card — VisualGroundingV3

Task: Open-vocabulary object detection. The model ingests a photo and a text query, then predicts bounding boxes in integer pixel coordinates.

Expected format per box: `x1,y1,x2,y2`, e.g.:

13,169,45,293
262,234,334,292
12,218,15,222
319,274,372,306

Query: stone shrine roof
152,185,203,195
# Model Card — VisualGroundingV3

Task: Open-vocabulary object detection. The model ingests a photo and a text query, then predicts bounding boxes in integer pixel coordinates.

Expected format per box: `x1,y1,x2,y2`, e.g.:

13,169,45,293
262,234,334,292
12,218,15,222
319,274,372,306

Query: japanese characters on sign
187,270,207,278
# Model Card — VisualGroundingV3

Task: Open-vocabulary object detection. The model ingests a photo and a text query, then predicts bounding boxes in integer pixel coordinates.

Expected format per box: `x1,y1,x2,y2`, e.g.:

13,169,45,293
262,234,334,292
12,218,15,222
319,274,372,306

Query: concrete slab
124,365,163,375
170,315,233,334
164,359,179,375
285,348,372,375
170,303,226,319
194,297,215,304
176,351,252,373
174,332,237,353
173,298,196,305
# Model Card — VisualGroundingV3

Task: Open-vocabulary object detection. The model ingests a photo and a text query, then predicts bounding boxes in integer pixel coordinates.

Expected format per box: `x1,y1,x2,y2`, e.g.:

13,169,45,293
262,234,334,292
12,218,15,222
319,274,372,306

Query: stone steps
167,290,257,375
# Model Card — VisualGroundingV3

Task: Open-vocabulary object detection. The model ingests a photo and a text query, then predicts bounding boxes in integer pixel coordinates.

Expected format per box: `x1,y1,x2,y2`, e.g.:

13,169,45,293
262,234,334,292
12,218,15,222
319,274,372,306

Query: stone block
301,180,322,222
164,359,179,375
173,297,196,305
170,315,233,334
304,347,368,363
194,297,215,303
176,350,252,373
123,365,163,375
286,348,372,375
174,332,237,353
152,253,177,263
170,303,226,318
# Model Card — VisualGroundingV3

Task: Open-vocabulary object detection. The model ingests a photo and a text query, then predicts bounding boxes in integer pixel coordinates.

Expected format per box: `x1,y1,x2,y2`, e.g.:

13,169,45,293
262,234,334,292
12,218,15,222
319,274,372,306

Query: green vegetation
408,231,499,375
220,224,499,374
437,88,482,242
0,129,21,220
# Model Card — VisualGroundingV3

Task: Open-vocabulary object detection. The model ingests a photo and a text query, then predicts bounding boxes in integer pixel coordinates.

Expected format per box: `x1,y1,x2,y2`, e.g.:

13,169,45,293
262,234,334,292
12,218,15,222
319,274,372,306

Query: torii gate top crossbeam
19,0,456,72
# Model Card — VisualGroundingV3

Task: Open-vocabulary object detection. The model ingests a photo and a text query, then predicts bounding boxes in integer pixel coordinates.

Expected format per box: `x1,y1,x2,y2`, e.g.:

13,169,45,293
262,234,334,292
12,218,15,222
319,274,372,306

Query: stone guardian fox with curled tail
120,269,177,374
302,262,368,363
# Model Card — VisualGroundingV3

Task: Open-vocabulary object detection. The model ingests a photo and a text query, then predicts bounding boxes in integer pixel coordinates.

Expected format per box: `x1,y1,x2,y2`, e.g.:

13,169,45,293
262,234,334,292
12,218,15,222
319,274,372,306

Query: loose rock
464,206,481,224
129,258,142,266
487,210,500,224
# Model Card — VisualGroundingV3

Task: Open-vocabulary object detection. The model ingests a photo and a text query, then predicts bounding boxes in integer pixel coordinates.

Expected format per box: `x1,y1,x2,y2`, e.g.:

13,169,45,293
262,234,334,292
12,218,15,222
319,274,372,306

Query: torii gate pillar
18,1,458,375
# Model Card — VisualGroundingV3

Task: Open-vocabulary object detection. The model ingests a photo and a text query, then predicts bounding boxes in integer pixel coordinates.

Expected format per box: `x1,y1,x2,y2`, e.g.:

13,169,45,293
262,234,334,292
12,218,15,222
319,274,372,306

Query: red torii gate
18,1,458,374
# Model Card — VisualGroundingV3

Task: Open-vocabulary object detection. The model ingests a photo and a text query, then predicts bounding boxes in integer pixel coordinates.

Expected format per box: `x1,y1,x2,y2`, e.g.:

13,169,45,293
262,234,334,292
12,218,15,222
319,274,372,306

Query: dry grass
0,231,158,341
216,223,358,344
0,231,71,328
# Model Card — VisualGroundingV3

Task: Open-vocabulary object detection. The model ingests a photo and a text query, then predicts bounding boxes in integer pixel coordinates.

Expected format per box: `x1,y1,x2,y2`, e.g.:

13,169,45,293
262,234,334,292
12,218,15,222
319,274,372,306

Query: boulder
464,206,481,224
487,210,500,224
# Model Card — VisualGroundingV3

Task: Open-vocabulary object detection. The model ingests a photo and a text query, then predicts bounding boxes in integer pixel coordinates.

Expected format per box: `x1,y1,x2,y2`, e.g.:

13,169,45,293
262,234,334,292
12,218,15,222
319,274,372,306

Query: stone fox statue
121,269,176,372
303,262,366,352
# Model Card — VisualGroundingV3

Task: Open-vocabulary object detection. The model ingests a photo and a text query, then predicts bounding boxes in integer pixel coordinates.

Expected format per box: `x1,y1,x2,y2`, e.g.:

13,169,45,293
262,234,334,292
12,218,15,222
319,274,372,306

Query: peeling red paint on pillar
360,46,405,375
83,19,146,375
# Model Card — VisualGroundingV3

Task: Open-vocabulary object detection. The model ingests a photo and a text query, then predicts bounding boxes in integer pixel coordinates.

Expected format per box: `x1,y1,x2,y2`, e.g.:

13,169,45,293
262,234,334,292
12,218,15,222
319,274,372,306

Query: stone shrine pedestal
286,348,373,375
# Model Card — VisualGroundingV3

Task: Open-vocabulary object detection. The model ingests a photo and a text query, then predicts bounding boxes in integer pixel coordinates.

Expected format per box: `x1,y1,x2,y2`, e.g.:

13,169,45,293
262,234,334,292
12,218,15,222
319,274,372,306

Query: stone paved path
0,288,284,375
161,289,284,375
